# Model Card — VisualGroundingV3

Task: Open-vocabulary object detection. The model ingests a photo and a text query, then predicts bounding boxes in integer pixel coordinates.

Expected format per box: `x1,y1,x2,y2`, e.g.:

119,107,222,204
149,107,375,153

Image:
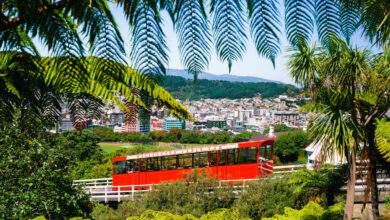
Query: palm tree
289,38,390,219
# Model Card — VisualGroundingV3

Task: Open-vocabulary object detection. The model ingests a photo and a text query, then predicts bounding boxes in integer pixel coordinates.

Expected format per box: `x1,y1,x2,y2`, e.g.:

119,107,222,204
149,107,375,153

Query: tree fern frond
376,120,390,162
285,0,315,46
0,27,39,55
175,0,211,78
248,0,281,66
83,1,126,63
130,0,168,76
339,1,360,44
210,0,247,72
315,0,341,46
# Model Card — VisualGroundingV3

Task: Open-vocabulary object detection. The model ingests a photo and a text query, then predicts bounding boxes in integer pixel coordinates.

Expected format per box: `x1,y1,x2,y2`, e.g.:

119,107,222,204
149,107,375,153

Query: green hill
160,75,300,100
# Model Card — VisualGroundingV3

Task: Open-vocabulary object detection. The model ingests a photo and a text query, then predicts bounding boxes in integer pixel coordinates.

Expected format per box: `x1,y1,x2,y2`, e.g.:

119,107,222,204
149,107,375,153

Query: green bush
0,118,91,219
235,176,300,219
273,130,309,163
262,201,344,220
288,165,347,206
88,127,257,145
120,172,236,217
91,203,119,220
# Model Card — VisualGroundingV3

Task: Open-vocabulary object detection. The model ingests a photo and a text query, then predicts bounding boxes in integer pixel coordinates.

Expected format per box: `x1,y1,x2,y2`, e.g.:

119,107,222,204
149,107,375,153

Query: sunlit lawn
98,142,135,153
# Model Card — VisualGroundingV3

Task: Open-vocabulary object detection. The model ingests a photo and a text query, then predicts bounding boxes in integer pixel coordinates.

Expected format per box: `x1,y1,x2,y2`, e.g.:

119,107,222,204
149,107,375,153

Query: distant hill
166,69,281,83
161,75,300,100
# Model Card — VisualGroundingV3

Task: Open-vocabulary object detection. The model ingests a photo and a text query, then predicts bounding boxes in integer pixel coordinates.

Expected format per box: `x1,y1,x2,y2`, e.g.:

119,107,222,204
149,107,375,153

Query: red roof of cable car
112,138,275,163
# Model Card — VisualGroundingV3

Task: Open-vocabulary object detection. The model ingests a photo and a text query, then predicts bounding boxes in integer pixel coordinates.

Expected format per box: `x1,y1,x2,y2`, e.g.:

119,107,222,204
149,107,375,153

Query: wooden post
104,186,108,203
118,186,121,202
131,185,135,201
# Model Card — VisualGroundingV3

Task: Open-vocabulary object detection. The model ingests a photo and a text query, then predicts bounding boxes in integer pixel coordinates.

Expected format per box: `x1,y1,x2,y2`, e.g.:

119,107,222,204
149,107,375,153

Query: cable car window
219,150,227,165
226,149,238,165
133,160,139,172
114,161,127,174
165,155,177,170
140,159,147,171
194,152,208,167
238,147,258,164
209,151,217,166
178,154,193,169
150,157,160,171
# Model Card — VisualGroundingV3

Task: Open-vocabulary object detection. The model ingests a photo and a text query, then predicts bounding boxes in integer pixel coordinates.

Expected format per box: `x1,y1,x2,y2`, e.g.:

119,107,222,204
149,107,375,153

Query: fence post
118,186,121,202
104,186,108,203
131,185,135,201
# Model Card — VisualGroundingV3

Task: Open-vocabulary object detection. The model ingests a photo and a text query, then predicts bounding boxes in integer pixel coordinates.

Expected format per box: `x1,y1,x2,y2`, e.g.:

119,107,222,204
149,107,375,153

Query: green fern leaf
175,0,211,79
315,0,341,46
248,0,282,66
210,0,247,72
129,0,168,76
285,0,315,46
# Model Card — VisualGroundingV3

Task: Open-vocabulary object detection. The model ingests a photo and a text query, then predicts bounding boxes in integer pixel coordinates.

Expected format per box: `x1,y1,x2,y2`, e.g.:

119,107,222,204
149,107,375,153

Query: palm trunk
344,146,356,220
367,123,380,219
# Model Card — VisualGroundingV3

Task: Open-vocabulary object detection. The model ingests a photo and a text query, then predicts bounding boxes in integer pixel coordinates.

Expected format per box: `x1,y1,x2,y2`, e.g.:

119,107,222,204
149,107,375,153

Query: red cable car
112,138,275,187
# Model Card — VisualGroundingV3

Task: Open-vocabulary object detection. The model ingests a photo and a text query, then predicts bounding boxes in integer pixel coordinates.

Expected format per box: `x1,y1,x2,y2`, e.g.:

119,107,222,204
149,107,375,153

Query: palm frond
309,109,356,161
174,0,211,79
339,1,360,44
285,0,315,46
288,42,319,88
210,0,247,72
315,0,341,46
129,0,168,76
248,0,281,66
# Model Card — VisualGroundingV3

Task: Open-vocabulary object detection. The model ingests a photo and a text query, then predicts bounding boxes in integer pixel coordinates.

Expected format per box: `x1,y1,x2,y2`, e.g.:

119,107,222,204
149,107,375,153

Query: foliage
376,119,390,162
161,75,299,100
91,203,118,220
288,165,347,206
273,131,309,163
262,201,344,220
1,0,388,77
235,177,301,219
90,127,257,145
263,124,295,136
120,172,236,217
0,115,91,219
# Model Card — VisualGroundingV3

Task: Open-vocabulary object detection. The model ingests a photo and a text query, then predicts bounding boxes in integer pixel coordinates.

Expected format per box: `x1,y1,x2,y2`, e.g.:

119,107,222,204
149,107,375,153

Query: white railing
273,164,306,174
73,177,112,187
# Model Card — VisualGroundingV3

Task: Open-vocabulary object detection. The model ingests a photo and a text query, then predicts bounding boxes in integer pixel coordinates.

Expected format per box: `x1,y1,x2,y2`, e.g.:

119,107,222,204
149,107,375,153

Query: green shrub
199,208,241,220
262,201,344,220
91,203,118,220
288,165,347,206
273,131,309,163
235,176,299,219
120,172,236,217
0,121,91,219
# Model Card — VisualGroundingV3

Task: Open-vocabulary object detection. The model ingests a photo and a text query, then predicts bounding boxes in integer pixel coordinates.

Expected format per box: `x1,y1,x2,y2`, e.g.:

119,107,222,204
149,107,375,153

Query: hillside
160,75,299,100
166,69,277,83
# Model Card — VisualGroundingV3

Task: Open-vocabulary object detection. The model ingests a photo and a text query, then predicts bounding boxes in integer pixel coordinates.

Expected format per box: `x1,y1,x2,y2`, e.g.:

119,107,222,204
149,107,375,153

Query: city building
163,117,186,130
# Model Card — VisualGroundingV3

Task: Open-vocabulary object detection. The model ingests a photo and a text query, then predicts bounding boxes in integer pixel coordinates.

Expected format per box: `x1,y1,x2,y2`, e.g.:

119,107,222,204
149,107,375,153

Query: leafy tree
235,177,300,219
273,131,309,163
161,76,299,100
0,114,90,219
263,124,294,136
289,38,390,219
